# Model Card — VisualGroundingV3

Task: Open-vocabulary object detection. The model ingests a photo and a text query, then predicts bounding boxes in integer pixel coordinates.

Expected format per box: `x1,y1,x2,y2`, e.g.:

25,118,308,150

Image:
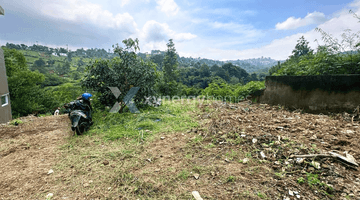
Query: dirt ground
0,102,360,200
131,102,360,199
0,115,71,199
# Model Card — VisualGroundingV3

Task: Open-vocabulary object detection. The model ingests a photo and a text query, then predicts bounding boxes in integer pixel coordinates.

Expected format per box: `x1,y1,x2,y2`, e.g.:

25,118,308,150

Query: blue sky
0,0,359,60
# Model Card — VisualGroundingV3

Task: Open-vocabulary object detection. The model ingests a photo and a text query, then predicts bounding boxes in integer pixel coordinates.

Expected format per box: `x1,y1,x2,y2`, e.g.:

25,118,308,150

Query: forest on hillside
2,38,267,118
3,42,271,82
2,10,360,118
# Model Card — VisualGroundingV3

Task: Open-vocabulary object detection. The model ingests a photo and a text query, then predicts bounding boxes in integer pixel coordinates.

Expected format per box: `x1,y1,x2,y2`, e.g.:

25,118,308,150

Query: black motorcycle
64,100,93,135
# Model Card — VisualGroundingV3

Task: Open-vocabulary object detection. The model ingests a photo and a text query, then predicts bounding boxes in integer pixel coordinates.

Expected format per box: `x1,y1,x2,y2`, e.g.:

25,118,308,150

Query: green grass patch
10,119,23,125
227,175,236,182
87,100,201,141
178,169,190,180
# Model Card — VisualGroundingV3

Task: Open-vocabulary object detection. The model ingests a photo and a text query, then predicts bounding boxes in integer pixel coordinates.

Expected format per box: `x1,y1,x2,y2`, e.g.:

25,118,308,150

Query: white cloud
210,21,258,34
121,0,130,7
276,11,327,30
208,21,264,42
141,20,196,42
156,0,180,16
40,0,138,34
139,20,196,52
183,2,360,61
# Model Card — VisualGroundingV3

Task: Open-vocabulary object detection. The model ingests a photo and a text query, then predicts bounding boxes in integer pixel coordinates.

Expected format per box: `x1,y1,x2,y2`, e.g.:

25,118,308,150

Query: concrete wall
0,48,12,123
259,75,360,114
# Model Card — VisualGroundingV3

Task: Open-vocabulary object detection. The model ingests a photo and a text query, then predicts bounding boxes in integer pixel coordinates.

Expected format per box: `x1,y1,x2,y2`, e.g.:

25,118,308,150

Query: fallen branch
290,152,358,167
290,154,329,158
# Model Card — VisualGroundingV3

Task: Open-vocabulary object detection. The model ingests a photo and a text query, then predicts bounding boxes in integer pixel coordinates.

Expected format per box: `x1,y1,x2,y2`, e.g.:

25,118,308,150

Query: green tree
163,39,178,82
30,64,47,74
82,38,158,113
199,64,211,78
291,36,314,59
250,73,258,81
34,58,46,67
158,39,180,96
3,47,49,116
150,54,164,70
229,76,239,85
55,62,71,75
3,48,27,77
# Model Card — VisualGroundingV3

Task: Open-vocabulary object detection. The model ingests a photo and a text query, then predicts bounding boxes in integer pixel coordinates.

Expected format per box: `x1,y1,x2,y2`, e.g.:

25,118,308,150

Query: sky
0,0,360,61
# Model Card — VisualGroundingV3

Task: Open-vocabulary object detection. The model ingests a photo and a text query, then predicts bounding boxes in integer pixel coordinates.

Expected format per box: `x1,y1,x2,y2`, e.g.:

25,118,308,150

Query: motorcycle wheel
75,121,86,135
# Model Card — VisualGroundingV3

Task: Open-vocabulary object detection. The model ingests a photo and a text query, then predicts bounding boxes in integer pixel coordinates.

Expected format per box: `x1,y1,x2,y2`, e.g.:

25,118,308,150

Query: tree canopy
82,38,158,113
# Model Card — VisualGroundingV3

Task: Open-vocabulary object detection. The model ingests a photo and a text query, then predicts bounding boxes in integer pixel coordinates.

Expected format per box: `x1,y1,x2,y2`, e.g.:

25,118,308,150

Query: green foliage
44,82,86,106
271,50,360,76
3,48,82,117
306,173,320,187
160,39,179,96
202,79,265,102
202,77,235,100
2,47,28,77
156,76,180,97
178,63,250,89
178,84,202,96
297,177,305,184
229,76,240,84
90,100,199,141
41,73,67,87
178,170,189,180
291,36,314,59
55,61,71,75
270,12,360,76
257,192,267,199
82,38,158,113
227,176,236,182
149,54,164,71
34,58,46,67
3,48,49,116
10,119,23,125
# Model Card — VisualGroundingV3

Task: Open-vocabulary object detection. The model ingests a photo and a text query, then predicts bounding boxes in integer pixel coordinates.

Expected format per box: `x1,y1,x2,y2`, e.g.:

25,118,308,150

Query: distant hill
225,57,281,74
142,50,283,74
2,42,284,75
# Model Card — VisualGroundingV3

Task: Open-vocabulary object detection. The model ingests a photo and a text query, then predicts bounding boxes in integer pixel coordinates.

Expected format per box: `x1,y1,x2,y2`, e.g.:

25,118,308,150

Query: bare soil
0,115,71,199
131,102,360,199
0,102,360,200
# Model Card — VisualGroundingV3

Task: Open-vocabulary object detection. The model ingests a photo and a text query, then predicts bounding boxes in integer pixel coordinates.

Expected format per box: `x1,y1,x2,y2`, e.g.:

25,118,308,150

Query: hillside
3,43,278,75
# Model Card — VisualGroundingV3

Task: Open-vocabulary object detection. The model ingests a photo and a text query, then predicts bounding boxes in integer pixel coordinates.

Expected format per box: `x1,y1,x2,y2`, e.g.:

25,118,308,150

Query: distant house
0,5,12,124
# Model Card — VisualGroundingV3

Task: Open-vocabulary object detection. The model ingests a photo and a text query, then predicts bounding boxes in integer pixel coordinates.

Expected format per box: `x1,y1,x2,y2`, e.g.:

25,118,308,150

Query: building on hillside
0,5,12,124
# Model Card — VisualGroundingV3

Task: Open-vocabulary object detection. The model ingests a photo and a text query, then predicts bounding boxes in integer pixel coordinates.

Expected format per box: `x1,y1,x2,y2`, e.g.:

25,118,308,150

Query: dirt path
0,115,71,200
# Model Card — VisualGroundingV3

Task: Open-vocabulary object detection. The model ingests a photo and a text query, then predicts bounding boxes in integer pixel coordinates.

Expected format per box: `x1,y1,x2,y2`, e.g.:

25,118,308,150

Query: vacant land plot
0,101,359,200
